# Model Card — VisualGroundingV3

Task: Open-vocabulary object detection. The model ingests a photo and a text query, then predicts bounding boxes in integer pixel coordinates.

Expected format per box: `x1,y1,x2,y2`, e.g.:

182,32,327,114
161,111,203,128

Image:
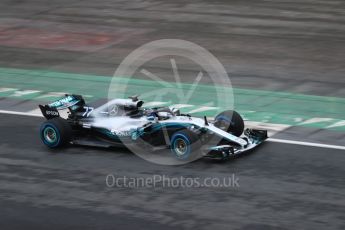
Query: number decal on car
83,107,94,117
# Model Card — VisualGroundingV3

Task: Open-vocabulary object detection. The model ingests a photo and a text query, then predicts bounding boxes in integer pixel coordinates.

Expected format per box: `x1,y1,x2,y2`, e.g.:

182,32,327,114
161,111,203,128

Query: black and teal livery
38,95,267,161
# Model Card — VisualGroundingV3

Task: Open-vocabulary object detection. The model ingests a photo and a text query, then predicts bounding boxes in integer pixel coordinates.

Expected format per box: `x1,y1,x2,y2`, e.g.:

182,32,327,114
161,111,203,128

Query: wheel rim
44,127,57,143
217,120,229,131
215,116,231,131
174,138,187,157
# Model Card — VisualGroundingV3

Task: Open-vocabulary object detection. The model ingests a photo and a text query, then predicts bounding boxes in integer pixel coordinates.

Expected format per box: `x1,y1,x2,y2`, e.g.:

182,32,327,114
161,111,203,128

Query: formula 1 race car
38,94,267,161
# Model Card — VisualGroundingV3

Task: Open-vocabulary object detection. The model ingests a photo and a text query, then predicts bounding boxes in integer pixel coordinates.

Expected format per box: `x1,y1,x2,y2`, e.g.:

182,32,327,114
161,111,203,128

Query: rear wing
39,94,85,119
39,104,60,119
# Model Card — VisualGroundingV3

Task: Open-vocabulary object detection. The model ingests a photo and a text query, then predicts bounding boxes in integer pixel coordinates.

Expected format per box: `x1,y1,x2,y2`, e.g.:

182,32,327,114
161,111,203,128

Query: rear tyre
214,110,244,137
170,130,201,160
40,117,72,148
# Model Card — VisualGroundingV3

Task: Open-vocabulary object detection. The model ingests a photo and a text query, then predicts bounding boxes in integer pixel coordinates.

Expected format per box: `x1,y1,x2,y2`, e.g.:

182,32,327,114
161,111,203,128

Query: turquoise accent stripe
150,123,193,133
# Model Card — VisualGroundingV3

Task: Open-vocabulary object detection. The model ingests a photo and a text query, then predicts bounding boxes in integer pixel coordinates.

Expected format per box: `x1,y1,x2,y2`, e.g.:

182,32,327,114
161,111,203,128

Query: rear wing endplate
39,105,60,119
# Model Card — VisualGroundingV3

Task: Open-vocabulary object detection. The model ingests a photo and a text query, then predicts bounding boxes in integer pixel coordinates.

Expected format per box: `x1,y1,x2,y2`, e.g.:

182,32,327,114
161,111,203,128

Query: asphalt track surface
1,113,344,230
0,0,345,229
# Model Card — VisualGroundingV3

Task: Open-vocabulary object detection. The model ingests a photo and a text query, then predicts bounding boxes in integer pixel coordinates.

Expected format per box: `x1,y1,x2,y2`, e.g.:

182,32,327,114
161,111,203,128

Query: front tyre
40,118,72,148
170,130,201,160
214,110,244,137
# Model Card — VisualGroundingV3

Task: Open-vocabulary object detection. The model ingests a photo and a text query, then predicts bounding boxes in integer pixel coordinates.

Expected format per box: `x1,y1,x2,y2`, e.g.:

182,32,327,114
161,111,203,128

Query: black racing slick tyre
170,129,201,160
214,110,244,137
40,117,72,148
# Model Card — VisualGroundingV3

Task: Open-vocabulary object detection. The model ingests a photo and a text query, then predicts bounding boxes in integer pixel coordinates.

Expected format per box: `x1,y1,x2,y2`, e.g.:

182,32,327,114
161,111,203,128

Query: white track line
0,110,42,117
268,138,345,150
0,109,344,151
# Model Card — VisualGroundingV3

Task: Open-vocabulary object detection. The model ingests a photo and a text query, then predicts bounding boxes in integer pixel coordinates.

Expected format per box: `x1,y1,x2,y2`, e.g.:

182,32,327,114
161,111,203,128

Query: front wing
203,129,268,160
